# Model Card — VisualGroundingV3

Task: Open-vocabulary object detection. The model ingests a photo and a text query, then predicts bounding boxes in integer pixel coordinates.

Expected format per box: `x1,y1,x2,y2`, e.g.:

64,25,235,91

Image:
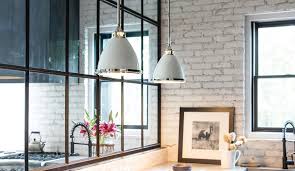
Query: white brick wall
160,0,295,167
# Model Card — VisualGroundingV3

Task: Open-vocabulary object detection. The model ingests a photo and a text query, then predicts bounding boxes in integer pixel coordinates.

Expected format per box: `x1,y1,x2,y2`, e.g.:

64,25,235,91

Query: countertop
141,162,246,171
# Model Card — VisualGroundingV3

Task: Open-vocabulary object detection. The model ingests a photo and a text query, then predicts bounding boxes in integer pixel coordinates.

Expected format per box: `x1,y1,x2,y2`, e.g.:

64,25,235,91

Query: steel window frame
252,20,295,132
0,0,161,170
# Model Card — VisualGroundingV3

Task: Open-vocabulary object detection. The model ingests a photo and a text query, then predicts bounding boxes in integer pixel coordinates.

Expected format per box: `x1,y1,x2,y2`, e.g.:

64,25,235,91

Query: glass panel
29,73,65,170
69,77,96,162
124,83,141,150
0,0,25,66
143,21,158,81
100,81,121,155
257,78,295,128
125,0,141,15
30,0,66,71
144,85,158,145
258,26,295,75
100,1,117,33
123,14,142,80
144,0,158,21
74,0,97,75
69,0,80,73
0,69,25,171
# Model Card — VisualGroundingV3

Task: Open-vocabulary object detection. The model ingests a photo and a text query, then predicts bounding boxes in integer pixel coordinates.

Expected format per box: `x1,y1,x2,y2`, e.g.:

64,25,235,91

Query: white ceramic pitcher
221,150,241,169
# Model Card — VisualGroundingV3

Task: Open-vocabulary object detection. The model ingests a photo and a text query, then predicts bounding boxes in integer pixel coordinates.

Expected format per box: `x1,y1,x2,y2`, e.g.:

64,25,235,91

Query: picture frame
178,107,234,165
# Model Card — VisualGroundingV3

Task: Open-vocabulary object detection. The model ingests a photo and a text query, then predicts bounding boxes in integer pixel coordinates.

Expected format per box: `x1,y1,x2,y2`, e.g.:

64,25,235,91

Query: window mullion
64,0,70,164
140,0,144,148
121,0,125,152
25,0,30,170
255,75,295,79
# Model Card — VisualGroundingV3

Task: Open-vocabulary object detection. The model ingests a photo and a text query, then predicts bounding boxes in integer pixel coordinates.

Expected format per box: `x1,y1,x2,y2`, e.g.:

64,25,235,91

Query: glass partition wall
0,0,160,170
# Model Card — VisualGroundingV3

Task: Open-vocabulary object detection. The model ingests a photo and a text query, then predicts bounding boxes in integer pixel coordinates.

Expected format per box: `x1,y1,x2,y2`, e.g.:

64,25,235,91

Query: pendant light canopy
96,0,140,77
152,0,185,83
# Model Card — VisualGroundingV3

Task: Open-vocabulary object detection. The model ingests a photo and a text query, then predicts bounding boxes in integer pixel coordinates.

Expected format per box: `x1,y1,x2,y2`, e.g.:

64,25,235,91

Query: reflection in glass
30,0,66,71
144,85,158,146
75,0,97,75
100,81,122,155
125,0,141,15
69,77,96,162
124,83,141,150
0,0,25,66
29,73,65,170
144,0,158,21
0,69,25,171
144,22,158,81
69,0,80,73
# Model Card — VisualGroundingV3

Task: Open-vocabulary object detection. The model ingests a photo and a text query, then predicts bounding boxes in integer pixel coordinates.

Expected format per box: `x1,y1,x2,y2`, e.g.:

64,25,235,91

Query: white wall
160,0,295,168
77,148,168,171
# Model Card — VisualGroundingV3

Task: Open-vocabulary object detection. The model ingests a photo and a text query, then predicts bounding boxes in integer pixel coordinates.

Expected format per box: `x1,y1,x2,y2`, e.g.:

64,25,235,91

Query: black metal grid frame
251,20,295,132
0,0,161,170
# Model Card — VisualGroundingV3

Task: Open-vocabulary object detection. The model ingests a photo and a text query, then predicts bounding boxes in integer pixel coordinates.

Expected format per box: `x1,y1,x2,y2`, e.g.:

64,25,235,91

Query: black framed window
0,0,161,170
252,20,295,132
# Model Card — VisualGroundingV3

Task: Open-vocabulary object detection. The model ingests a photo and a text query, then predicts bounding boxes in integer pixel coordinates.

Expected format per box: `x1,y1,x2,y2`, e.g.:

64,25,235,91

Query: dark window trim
100,0,158,27
252,20,295,132
0,0,161,170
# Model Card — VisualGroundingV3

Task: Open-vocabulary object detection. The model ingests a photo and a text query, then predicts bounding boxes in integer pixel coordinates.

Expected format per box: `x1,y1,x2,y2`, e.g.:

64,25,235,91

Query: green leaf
109,110,114,123
84,109,90,121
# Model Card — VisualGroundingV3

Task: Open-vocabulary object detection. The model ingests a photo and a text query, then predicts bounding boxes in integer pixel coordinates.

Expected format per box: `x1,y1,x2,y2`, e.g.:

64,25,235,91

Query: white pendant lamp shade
152,0,185,83
96,0,140,77
97,35,140,77
153,50,185,83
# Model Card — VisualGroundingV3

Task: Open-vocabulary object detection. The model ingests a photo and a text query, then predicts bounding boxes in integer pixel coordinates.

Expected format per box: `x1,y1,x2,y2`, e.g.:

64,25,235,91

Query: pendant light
96,0,140,77
152,0,185,83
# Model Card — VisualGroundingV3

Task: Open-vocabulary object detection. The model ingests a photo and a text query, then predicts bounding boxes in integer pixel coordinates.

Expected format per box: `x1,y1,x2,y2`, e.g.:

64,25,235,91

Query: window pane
144,22,158,81
73,0,97,75
144,0,158,21
0,0,25,66
100,81,121,155
257,78,295,128
69,0,81,73
258,26,295,75
69,77,96,162
30,0,66,71
100,1,116,32
0,69,25,171
144,85,158,145
124,83,141,125
125,0,141,15
29,73,65,170
124,83,141,150
117,14,143,80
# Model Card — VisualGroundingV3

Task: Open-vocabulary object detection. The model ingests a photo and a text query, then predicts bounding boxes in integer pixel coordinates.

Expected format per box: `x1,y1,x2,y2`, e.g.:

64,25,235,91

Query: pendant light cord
117,0,121,30
168,0,171,47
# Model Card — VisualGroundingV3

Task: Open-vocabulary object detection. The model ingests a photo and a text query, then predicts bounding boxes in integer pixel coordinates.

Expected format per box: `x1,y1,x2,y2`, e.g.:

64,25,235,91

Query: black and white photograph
178,107,234,164
192,121,220,150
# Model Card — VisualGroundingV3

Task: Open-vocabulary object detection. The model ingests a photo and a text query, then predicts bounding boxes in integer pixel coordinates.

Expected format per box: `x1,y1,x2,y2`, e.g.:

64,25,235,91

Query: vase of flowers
222,132,247,169
80,110,120,154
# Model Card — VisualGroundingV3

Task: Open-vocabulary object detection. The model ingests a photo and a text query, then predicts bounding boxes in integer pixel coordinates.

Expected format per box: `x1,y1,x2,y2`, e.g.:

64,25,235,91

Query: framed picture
178,107,234,164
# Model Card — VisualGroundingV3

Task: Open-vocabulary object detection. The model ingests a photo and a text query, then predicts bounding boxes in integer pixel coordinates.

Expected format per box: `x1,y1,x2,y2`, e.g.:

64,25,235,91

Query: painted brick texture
160,0,295,167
